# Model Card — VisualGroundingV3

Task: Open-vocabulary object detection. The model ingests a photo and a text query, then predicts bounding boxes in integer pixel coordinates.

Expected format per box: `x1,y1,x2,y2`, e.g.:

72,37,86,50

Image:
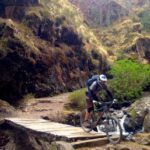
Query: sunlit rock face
70,0,128,26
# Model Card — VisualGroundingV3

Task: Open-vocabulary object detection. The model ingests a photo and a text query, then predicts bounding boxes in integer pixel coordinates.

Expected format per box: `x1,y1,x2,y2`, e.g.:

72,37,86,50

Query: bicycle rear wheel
105,116,122,144
80,109,94,133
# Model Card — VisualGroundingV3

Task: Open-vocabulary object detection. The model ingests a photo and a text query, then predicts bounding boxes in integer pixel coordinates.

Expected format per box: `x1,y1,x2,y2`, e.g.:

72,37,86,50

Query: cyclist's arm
93,93,103,102
106,89,113,100
103,85,113,101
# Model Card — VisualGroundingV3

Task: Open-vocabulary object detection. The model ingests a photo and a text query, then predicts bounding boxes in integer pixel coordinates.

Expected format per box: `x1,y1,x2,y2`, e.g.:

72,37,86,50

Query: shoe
83,121,91,128
125,133,135,142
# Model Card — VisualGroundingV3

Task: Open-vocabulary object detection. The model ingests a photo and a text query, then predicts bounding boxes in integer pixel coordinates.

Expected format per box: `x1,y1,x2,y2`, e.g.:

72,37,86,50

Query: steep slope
94,18,150,62
69,0,150,62
0,0,108,104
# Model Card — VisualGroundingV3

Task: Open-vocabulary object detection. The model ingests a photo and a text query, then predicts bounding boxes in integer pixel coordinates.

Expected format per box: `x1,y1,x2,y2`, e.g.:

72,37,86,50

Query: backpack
86,75,99,87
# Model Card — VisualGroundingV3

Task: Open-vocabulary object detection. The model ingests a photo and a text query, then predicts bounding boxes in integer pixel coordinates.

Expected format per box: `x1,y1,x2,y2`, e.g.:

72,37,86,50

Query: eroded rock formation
70,0,128,26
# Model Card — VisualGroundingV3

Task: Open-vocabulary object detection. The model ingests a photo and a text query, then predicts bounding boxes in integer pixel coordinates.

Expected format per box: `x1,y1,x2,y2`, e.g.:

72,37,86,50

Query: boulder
135,37,150,63
143,111,150,132
0,99,15,115
127,96,150,132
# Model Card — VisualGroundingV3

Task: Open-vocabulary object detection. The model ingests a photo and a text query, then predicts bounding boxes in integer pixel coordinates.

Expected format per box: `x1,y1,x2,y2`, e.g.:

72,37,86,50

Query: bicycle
80,99,122,144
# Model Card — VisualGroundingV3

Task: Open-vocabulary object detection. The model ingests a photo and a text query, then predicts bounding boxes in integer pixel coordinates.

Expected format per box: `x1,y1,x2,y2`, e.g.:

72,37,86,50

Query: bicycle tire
80,109,94,133
105,116,122,144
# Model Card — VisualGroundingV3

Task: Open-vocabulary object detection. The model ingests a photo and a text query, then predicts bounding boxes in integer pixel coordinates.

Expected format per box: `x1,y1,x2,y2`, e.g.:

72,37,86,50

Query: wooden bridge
1,118,110,149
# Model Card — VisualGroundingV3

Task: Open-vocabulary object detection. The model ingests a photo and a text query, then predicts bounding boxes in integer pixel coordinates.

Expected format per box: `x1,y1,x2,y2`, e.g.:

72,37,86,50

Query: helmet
99,74,107,82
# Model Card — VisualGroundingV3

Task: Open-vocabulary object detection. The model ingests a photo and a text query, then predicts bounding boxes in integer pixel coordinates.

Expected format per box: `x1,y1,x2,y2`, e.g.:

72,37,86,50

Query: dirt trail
15,93,70,119
1,92,150,150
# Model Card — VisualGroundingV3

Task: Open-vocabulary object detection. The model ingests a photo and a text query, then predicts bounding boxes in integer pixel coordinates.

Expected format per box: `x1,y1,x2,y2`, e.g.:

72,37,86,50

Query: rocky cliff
70,0,128,26
0,0,39,6
0,0,108,104
0,0,39,19
116,0,150,8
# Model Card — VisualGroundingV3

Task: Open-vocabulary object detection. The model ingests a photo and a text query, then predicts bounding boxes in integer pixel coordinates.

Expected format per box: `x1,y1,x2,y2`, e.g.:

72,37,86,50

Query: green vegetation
68,59,150,110
138,9,150,31
61,59,150,110
109,59,150,101
68,88,86,110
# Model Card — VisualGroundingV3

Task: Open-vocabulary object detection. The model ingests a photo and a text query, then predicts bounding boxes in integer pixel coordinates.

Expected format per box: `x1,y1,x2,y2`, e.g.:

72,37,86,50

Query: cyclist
84,74,113,127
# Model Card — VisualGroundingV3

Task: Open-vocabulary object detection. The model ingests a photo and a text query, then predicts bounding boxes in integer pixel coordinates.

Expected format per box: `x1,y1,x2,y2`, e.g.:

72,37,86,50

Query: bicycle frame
92,100,114,128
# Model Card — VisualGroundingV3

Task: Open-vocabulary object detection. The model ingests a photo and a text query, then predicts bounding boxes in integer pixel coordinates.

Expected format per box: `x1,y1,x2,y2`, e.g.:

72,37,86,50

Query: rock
135,133,150,146
127,96,150,132
143,111,150,132
63,113,80,126
0,99,15,115
51,141,74,150
5,6,26,20
0,127,53,150
105,145,117,150
106,144,131,150
117,146,130,150
0,132,10,147
0,0,39,18
70,0,128,26
140,137,150,145
132,23,142,33
0,0,39,6
105,40,113,47
135,37,150,63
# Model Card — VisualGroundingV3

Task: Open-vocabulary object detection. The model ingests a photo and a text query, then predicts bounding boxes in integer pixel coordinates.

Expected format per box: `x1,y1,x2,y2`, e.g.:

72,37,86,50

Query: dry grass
39,0,108,57
94,16,150,61
18,94,36,107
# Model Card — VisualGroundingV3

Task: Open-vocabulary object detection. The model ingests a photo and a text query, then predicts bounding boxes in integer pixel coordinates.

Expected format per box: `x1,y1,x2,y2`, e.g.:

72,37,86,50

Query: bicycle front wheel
80,109,94,133
105,116,122,144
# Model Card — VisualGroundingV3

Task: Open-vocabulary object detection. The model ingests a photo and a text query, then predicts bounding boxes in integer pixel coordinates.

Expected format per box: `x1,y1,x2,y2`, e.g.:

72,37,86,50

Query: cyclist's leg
92,95,103,118
84,91,94,121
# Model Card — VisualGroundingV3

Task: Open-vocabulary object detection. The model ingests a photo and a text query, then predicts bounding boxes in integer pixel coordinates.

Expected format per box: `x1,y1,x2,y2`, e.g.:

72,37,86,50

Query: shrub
109,59,150,101
68,88,86,111
138,9,150,31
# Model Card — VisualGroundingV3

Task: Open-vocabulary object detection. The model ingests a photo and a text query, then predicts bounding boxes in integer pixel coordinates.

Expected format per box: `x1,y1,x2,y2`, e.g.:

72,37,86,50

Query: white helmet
99,74,107,82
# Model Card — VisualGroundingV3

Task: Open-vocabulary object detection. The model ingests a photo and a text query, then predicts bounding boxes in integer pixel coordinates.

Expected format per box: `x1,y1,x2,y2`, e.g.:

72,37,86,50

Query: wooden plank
71,137,108,148
10,123,72,129
5,118,72,127
4,118,106,140
64,133,106,139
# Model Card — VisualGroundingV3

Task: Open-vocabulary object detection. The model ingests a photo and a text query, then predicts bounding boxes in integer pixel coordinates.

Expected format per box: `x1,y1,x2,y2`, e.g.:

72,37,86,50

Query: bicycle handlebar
93,99,117,105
